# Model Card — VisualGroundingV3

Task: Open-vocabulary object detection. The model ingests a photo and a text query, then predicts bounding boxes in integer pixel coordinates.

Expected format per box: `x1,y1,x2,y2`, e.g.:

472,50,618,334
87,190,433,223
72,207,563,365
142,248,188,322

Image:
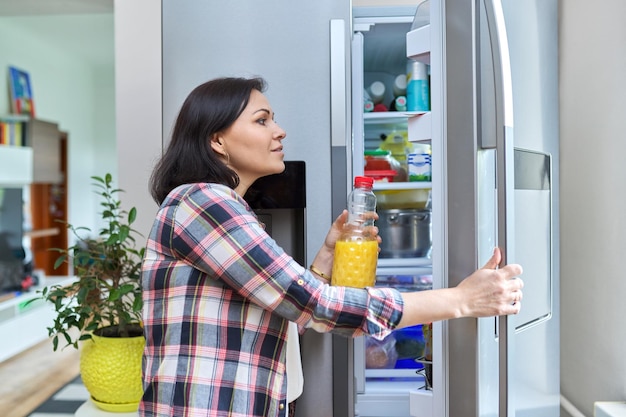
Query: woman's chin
273,161,286,174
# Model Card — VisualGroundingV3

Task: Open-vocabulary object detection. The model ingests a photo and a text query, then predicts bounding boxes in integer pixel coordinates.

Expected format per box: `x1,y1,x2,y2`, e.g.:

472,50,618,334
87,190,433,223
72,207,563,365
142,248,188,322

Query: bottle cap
368,81,386,104
394,96,407,111
393,74,407,96
354,176,374,189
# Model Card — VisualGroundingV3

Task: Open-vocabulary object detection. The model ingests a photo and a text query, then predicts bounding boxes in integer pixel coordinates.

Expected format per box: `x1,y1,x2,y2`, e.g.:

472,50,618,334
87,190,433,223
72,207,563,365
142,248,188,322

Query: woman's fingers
481,247,502,270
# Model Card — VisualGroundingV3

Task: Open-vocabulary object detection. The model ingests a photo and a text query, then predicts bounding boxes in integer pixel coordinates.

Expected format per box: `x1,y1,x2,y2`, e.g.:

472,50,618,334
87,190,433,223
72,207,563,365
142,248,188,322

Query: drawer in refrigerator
374,269,433,293
365,324,429,379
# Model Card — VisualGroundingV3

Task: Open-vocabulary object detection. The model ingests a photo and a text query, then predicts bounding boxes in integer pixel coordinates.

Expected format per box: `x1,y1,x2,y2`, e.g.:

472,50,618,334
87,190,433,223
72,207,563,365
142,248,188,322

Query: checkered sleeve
170,183,404,338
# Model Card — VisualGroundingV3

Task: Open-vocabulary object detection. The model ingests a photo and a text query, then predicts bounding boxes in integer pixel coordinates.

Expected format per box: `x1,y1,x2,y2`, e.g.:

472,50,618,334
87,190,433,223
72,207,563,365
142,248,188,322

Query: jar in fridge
364,150,406,182
408,143,432,182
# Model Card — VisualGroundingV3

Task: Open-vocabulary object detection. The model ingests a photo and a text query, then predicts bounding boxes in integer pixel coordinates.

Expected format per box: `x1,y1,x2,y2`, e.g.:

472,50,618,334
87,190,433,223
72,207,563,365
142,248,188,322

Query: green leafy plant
36,174,145,350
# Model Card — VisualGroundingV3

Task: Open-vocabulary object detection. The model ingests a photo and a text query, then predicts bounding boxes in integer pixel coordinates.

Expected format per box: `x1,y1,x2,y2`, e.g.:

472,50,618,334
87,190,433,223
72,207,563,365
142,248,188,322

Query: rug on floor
28,375,90,416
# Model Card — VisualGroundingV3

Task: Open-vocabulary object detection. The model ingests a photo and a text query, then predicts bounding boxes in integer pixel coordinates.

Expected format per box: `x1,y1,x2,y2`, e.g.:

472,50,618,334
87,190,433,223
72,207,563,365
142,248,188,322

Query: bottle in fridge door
406,60,430,111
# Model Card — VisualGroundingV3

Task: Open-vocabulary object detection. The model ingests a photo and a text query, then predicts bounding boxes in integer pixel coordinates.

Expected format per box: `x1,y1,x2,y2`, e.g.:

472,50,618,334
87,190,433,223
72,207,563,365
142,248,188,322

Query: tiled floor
28,376,89,417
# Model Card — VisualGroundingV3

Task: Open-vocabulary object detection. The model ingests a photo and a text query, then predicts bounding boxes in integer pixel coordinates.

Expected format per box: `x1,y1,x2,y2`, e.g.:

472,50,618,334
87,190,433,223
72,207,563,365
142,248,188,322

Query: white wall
559,0,626,415
0,14,116,240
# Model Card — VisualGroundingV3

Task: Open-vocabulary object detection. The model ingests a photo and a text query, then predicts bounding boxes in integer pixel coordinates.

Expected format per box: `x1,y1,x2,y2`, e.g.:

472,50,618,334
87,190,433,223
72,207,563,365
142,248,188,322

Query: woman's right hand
454,247,524,317
397,247,523,328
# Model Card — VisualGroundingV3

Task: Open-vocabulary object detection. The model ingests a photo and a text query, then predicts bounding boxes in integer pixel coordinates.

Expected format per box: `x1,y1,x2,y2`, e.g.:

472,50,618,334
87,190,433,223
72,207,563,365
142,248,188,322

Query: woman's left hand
310,210,381,282
323,210,381,252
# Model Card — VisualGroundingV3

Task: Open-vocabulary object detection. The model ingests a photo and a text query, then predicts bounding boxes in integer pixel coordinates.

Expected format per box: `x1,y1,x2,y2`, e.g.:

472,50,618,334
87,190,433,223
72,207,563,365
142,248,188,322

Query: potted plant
36,173,146,412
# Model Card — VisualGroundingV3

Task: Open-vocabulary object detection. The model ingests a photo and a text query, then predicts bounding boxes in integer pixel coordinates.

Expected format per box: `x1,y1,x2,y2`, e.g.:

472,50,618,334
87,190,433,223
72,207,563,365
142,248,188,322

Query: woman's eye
256,118,267,126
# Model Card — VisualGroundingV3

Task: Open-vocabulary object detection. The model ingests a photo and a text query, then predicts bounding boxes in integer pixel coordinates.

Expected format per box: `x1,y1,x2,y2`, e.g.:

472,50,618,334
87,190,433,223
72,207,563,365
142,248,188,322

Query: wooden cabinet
26,119,63,184
0,116,64,186
29,133,68,276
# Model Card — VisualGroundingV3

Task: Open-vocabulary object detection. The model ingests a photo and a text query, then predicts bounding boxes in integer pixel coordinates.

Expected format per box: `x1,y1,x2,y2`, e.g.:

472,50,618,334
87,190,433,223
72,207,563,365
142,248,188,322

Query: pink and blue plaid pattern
139,183,403,416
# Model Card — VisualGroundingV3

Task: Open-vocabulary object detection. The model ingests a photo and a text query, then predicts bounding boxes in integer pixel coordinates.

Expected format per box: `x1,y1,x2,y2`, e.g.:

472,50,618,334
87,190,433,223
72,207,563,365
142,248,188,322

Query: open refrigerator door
348,3,436,416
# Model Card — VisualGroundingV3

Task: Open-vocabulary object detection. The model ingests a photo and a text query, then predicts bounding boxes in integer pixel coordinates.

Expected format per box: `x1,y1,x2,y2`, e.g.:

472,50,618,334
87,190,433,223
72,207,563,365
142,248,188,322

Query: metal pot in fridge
377,209,432,258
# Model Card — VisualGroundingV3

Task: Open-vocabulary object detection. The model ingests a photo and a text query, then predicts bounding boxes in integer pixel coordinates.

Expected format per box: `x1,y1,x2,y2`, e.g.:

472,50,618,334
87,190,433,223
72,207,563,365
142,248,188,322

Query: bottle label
406,79,430,111
408,153,432,181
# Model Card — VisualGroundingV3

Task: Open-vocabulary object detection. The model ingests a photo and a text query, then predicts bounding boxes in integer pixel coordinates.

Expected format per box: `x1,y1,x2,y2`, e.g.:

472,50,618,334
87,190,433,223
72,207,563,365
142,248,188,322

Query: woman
140,77,523,417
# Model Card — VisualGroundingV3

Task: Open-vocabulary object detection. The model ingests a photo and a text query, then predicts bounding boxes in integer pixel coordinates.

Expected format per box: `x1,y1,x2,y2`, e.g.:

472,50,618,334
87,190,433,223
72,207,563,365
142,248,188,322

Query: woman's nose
275,124,286,139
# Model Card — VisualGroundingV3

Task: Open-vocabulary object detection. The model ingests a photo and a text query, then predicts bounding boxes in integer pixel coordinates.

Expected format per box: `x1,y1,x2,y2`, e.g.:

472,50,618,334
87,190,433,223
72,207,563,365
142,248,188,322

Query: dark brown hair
149,77,267,204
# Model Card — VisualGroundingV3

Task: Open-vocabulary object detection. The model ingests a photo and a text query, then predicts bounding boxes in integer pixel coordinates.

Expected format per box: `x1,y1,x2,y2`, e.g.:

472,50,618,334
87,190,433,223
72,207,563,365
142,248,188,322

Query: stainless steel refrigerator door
500,1,560,416
444,0,559,415
161,3,351,417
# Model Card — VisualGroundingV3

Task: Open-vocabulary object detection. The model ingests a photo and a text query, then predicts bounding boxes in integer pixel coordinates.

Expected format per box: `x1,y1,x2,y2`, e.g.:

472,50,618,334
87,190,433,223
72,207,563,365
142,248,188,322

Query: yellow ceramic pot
80,330,145,412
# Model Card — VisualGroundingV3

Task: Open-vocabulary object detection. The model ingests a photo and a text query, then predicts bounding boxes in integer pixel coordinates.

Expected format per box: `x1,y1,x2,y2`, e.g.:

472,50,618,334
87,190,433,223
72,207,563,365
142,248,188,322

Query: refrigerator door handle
330,19,347,149
481,0,516,416
330,19,352,200
480,0,514,149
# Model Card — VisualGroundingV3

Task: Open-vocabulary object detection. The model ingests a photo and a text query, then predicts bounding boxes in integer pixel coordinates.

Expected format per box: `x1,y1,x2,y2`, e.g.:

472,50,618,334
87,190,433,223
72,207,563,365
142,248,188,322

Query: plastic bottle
363,89,374,112
367,81,386,104
392,74,407,97
406,60,430,111
331,176,379,288
389,95,407,112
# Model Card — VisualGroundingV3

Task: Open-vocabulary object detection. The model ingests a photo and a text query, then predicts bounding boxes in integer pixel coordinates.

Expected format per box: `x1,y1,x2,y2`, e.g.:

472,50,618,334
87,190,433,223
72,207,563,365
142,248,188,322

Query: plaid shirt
139,183,404,417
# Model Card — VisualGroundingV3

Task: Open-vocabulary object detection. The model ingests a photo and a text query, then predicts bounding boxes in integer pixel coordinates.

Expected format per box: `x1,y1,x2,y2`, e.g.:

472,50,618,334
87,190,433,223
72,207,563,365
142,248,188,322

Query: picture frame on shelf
8,66,35,117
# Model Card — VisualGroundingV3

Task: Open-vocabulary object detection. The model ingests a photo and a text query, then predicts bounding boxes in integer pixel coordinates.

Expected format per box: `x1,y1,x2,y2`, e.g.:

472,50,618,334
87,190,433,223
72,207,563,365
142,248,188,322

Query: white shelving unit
0,146,33,187
0,276,76,362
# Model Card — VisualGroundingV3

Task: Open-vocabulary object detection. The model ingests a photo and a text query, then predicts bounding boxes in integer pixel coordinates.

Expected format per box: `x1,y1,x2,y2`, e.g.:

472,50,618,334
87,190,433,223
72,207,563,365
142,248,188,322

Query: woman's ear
210,134,225,156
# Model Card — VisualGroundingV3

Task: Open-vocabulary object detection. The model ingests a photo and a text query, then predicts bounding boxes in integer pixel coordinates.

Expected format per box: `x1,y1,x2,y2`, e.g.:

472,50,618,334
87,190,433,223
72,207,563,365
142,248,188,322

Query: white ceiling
0,0,114,68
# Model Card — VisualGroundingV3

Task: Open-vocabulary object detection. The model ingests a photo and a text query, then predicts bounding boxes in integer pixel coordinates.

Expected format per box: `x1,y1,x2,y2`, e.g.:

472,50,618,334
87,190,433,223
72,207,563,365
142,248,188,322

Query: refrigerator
160,1,559,416
347,1,560,417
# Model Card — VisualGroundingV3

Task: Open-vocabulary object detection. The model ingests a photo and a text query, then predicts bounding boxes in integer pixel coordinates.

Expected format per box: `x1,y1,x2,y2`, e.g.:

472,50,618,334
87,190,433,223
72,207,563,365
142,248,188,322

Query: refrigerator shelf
362,377,428,393
377,257,432,269
364,110,428,124
373,181,431,191
408,111,431,141
406,24,431,64
365,368,426,379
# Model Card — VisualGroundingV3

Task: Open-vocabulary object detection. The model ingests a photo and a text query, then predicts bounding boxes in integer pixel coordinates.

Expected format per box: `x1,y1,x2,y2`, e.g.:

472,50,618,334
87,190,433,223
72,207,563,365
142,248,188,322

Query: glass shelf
373,181,431,191
364,110,429,124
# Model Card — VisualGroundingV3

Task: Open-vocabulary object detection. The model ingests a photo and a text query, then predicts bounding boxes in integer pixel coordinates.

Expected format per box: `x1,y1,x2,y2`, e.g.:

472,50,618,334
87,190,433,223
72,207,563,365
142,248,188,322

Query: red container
364,169,397,182
364,150,406,182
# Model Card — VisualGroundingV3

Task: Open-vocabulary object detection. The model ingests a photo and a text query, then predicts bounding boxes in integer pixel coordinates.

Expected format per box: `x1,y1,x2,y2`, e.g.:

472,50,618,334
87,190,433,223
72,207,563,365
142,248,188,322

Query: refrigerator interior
351,5,436,417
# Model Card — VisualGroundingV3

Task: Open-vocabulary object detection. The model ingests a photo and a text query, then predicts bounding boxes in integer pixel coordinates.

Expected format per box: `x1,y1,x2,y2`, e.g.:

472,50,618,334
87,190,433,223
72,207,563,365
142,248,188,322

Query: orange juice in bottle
331,176,378,288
